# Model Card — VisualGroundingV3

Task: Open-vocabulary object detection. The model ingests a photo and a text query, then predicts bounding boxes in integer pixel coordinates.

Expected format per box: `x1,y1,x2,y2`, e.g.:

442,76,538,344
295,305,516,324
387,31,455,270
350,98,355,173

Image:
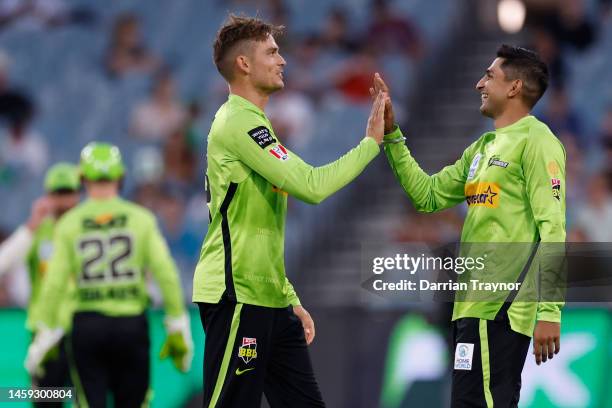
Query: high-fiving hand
369,73,396,134
366,88,388,145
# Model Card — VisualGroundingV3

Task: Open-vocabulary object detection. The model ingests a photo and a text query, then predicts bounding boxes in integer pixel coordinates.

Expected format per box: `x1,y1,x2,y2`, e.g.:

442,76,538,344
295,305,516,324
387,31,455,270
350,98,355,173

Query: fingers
554,336,560,354
374,72,389,93
533,340,543,365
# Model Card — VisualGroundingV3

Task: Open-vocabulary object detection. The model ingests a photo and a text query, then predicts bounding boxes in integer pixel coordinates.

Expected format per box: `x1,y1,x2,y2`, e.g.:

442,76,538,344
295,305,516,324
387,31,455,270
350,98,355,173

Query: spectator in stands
570,173,612,241
0,50,34,133
266,78,315,149
105,13,159,78
130,70,186,142
530,27,566,87
545,0,596,51
0,54,47,179
539,86,585,147
332,44,378,103
320,8,358,53
0,109,48,178
366,0,423,59
163,129,197,189
288,35,325,102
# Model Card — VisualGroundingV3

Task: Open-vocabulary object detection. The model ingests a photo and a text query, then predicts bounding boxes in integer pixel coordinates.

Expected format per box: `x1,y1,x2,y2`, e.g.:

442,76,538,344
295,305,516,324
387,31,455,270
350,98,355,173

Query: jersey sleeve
144,215,185,318
284,277,301,306
225,112,380,205
39,220,75,328
383,127,473,213
522,128,567,323
0,225,33,277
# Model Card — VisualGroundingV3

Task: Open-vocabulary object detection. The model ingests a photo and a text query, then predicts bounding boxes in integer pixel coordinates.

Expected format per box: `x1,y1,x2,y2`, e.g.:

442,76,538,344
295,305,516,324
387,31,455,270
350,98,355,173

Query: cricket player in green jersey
0,163,80,407
193,15,387,407
374,45,565,407
25,142,193,408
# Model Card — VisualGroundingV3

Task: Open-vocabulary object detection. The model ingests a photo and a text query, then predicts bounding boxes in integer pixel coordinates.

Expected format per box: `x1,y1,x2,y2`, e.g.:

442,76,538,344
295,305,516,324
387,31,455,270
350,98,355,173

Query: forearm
0,226,33,276
283,137,379,204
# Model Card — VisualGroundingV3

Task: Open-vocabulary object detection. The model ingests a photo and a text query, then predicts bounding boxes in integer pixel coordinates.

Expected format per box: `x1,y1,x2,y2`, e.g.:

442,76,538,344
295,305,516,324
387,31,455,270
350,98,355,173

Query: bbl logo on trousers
238,337,258,364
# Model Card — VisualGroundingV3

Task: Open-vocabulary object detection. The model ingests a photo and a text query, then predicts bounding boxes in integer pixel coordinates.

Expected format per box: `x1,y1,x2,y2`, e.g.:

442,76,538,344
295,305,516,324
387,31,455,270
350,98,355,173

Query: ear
508,79,522,98
235,55,250,76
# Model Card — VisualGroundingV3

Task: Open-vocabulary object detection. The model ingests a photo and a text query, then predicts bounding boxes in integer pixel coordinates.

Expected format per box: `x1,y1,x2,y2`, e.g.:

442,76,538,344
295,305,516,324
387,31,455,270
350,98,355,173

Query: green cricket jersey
40,197,185,328
192,94,380,307
384,115,566,337
25,218,74,331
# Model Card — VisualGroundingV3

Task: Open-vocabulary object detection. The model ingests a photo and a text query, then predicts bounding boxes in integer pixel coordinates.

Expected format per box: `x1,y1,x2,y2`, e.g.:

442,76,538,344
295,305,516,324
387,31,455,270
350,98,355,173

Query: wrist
383,125,402,140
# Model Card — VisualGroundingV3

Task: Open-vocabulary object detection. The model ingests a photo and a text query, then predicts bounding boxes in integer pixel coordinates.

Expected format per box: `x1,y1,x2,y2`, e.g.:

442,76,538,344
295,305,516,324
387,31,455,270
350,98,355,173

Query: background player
25,142,193,408
375,45,565,407
193,15,387,408
0,163,80,407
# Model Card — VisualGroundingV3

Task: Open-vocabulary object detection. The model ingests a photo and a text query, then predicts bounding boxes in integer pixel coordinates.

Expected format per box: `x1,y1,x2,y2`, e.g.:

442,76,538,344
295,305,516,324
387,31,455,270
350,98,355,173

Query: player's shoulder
526,116,565,151
212,97,269,139
118,198,156,223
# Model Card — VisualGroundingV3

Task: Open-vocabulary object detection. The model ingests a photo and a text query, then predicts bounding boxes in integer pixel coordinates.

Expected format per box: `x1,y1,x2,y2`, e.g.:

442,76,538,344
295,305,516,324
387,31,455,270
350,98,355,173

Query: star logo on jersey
269,144,289,161
465,182,500,208
238,337,258,364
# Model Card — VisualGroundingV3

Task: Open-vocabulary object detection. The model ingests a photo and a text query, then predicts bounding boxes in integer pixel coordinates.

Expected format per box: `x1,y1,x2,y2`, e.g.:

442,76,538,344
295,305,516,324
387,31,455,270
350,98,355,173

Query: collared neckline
495,115,535,133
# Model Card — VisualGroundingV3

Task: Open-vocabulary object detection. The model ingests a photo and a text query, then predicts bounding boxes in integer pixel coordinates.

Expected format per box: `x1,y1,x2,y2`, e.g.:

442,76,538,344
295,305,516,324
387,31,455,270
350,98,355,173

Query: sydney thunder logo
238,337,258,364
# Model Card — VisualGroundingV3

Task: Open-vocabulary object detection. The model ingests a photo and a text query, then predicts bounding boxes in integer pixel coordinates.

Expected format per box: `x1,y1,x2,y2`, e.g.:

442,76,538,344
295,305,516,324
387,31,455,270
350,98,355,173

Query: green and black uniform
40,197,185,408
27,219,74,406
193,94,379,407
384,116,566,407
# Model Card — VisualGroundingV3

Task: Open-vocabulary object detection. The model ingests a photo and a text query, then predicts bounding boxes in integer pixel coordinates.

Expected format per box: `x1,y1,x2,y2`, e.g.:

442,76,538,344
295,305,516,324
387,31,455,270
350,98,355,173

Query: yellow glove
159,314,193,372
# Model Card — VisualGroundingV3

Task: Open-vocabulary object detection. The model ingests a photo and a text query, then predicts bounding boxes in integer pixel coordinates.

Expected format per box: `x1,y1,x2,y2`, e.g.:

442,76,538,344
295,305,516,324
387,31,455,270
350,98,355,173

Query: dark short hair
496,44,549,109
213,15,284,81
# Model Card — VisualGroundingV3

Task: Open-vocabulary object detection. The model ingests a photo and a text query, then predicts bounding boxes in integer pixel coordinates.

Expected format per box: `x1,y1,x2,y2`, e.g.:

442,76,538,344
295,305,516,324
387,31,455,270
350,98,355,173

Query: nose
476,76,485,91
279,54,286,66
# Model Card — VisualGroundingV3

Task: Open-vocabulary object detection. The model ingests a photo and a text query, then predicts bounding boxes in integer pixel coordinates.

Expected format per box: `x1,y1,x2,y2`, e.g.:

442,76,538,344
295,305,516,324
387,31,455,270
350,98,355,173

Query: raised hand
26,197,53,231
369,73,395,134
366,90,388,145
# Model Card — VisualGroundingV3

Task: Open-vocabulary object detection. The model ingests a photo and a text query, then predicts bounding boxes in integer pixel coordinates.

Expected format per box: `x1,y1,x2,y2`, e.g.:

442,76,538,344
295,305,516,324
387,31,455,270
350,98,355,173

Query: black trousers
31,337,71,408
451,315,531,408
198,301,325,408
69,312,150,408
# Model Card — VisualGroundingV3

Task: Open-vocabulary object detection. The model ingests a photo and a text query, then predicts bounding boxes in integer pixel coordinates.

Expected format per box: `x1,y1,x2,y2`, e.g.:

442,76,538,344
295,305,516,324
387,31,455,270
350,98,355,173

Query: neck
494,107,530,129
229,82,269,111
87,184,119,200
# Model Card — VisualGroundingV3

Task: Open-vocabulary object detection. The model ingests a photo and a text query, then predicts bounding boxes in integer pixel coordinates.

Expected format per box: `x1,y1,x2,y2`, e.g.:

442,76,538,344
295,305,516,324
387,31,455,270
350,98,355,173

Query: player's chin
479,103,493,118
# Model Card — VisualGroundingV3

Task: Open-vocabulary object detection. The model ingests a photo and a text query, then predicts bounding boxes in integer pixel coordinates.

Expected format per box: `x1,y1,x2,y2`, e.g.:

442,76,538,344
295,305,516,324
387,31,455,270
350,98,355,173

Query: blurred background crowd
0,0,611,407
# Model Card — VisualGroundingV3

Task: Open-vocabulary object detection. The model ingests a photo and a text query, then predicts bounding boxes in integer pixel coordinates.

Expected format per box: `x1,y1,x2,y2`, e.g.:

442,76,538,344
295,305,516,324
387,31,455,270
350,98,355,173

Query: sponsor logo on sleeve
465,182,500,207
238,337,258,364
467,153,482,180
269,144,289,161
248,126,276,149
454,343,474,370
552,178,561,200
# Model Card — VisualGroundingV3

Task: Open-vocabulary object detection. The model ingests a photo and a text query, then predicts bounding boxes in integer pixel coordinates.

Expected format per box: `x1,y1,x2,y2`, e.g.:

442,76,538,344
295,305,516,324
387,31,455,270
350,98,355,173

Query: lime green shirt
384,116,566,337
26,218,74,331
193,94,380,307
40,197,185,328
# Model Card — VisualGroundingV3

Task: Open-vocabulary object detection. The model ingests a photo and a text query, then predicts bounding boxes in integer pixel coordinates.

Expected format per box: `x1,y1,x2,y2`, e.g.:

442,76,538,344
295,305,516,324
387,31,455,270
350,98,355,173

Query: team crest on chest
467,153,482,180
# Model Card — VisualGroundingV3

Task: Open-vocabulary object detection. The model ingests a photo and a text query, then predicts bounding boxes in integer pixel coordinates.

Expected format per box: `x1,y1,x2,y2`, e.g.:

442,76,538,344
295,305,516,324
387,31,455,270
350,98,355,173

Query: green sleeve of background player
383,127,475,213
227,112,380,205
39,220,74,328
522,126,567,323
144,215,185,318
